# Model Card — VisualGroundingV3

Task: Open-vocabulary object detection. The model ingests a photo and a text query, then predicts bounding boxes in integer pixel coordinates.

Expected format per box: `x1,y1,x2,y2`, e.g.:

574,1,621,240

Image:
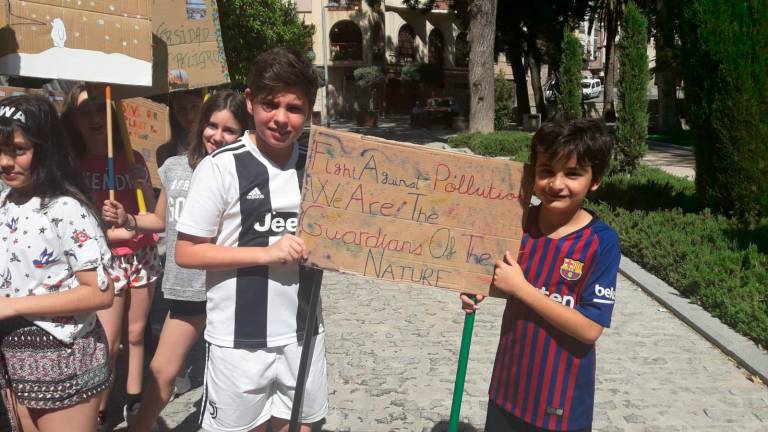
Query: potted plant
353,66,385,126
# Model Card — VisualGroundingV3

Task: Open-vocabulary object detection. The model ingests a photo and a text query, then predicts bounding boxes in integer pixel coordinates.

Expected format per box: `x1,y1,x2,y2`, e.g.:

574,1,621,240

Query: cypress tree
680,0,768,223
558,27,582,120
615,1,649,173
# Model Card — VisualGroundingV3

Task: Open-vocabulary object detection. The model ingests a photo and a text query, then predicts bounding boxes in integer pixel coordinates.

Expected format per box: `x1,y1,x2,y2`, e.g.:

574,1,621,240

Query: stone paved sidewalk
128,271,768,431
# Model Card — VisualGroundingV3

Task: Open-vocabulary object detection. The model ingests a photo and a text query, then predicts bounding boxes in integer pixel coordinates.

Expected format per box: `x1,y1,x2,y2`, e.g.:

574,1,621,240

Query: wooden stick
106,85,115,201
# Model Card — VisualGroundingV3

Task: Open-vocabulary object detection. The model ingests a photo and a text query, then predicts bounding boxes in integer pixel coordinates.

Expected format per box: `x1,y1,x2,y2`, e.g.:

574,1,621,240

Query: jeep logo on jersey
254,212,298,234
560,258,584,281
593,284,616,304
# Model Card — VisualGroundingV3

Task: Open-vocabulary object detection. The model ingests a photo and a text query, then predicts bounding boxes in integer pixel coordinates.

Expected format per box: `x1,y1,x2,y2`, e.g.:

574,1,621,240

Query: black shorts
485,401,591,432
167,299,206,317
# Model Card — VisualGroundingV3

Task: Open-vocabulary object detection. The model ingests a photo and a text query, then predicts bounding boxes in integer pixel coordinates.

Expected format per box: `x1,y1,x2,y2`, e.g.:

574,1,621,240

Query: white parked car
581,78,603,99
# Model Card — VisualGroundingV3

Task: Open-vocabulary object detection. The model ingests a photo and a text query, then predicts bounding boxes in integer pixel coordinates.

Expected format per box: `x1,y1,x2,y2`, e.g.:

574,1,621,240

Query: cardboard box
0,0,153,86
298,127,532,297
118,97,170,188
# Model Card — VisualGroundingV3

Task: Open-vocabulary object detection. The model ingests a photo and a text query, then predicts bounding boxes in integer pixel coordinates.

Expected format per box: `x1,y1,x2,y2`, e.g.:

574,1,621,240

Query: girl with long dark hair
62,84,161,428
0,94,114,431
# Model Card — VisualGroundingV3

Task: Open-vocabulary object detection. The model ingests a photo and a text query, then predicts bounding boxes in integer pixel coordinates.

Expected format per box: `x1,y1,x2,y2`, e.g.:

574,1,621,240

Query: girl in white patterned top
0,95,114,431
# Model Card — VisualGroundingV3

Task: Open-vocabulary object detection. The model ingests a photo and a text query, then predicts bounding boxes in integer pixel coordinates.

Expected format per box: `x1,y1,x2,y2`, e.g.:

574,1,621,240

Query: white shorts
199,334,328,431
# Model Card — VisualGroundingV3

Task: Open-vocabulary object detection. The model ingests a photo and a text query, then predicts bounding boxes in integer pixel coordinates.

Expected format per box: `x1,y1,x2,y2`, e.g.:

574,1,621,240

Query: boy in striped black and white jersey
462,120,620,432
175,48,326,432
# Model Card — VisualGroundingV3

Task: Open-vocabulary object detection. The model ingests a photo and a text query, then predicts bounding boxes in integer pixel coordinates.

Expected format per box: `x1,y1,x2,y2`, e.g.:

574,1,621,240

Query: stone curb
619,255,768,385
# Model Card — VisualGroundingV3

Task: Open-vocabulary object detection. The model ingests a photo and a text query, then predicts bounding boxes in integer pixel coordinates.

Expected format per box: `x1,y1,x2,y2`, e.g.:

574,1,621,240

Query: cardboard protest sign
157,0,229,90
0,0,153,86
119,97,170,187
112,0,229,98
0,86,65,112
298,128,532,297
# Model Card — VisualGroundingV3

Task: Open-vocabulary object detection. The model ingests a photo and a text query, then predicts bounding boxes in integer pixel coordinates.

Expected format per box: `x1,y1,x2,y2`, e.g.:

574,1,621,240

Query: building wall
295,0,469,117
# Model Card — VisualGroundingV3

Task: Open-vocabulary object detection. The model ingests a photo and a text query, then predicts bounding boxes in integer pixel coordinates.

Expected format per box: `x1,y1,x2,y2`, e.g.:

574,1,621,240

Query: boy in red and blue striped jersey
462,119,620,432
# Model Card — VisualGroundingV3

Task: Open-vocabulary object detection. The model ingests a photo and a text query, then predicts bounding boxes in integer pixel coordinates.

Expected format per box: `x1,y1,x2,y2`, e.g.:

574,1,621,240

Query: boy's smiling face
246,87,308,166
534,150,601,213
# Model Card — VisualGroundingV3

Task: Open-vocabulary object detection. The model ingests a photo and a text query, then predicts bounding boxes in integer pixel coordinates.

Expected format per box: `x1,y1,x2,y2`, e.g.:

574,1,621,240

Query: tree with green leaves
588,0,623,120
494,72,514,130
651,0,682,133
680,0,768,223
495,1,591,122
615,1,648,173
558,27,583,120
216,0,315,86
354,66,385,112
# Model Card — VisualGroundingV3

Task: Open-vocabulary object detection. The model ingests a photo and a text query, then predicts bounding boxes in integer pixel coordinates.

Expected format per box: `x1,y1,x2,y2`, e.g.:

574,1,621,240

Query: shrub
354,66,385,111
558,27,582,120
494,72,515,130
590,202,768,349
615,1,649,173
447,131,532,160
590,165,702,213
680,0,768,223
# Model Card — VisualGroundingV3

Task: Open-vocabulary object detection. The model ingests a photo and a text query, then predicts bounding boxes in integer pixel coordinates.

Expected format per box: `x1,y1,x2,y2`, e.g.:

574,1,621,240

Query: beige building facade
294,0,469,118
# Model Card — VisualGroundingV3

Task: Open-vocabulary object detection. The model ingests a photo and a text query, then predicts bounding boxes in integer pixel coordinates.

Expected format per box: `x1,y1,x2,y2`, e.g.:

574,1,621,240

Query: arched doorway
396,24,416,63
428,28,444,66
329,20,362,61
455,31,469,67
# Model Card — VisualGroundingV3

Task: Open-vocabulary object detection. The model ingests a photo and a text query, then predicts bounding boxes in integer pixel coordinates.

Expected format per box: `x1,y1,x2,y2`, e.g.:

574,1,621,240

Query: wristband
124,214,137,231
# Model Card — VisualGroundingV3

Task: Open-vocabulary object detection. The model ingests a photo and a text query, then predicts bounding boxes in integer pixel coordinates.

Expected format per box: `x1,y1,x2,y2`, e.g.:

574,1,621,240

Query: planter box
452,116,468,131
356,110,378,127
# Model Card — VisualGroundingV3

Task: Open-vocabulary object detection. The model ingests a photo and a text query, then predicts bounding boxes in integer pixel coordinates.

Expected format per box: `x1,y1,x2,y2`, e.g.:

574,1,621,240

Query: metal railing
330,42,363,61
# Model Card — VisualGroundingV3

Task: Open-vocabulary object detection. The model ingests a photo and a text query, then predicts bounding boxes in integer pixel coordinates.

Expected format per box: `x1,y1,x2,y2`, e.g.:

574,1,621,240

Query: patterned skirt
0,317,112,409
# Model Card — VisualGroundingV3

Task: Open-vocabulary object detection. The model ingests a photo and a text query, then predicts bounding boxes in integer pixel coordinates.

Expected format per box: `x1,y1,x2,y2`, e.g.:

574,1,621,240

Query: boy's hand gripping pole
449,294,477,432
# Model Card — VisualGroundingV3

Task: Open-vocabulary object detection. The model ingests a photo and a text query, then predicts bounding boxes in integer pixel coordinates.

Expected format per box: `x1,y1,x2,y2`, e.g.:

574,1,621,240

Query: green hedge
447,131,531,161
590,166,702,213
591,168,768,348
590,201,768,349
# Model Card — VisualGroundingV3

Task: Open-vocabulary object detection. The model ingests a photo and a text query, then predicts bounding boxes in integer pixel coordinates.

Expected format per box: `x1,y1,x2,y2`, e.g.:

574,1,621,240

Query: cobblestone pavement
125,271,768,431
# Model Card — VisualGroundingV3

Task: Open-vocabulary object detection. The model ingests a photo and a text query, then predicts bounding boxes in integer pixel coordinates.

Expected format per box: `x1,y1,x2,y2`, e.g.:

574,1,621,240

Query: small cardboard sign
298,127,532,297
119,97,170,187
155,0,229,90
113,0,229,98
0,0,153,86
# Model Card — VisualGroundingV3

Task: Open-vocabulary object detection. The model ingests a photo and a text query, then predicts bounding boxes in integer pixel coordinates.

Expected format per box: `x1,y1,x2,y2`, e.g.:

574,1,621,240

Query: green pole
448,295,476,432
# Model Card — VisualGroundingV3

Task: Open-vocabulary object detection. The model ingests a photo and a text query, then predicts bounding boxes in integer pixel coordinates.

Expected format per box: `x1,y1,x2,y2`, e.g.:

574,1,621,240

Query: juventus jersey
490,206,620,431
176,133,321,349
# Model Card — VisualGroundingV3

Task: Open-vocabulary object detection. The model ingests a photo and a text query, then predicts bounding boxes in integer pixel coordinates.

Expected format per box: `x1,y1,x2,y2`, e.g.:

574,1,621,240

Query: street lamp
321,2,338,128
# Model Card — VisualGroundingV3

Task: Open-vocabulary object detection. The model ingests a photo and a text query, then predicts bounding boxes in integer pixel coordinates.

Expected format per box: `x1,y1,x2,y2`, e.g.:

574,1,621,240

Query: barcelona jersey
489,206,620,431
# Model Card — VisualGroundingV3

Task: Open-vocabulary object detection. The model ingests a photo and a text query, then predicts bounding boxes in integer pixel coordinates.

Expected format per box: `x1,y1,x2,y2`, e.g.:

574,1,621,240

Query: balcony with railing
331,42,363,62
384,0,453,12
